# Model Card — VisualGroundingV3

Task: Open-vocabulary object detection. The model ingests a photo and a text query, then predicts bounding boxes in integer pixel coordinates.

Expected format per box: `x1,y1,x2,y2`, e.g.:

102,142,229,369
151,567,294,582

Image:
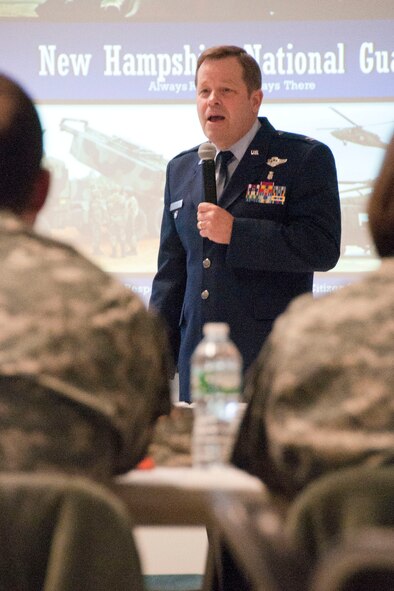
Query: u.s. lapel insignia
266,156,288,167
251,149,259,156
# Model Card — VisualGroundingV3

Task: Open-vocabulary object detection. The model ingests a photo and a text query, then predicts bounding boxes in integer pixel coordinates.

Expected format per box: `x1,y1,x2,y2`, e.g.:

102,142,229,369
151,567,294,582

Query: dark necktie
216,150,234,196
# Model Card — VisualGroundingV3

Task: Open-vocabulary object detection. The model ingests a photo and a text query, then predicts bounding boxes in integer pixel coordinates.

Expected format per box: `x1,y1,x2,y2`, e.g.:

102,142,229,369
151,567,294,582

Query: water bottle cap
203,322,230,337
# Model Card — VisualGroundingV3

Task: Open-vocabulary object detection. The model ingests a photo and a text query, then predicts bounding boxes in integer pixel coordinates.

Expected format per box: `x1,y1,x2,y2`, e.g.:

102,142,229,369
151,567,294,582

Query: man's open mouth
208,115,225,122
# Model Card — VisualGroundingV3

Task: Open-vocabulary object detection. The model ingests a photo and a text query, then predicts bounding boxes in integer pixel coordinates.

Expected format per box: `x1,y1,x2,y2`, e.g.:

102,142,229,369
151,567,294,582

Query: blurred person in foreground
232,133,394,501
0,73,171,481
150,45,341,402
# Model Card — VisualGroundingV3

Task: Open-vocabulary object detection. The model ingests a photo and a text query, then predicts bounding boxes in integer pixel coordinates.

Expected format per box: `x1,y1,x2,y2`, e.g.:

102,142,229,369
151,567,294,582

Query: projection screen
0,0,393,306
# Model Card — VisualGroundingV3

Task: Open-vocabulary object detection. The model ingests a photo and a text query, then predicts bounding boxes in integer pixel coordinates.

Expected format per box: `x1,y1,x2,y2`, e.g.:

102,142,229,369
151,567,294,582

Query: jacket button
203,258,211,269
201,290,209,300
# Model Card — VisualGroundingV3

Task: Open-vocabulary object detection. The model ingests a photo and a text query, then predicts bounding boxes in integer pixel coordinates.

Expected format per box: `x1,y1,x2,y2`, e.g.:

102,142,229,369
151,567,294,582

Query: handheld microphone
198,142,217,205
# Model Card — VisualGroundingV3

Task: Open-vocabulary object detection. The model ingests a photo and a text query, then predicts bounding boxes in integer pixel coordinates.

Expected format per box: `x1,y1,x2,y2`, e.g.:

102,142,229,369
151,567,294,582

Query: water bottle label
191,367,240,398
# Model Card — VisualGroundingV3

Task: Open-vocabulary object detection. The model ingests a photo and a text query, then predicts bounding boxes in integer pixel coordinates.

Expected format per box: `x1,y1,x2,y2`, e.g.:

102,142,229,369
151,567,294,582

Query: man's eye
199,89,209,96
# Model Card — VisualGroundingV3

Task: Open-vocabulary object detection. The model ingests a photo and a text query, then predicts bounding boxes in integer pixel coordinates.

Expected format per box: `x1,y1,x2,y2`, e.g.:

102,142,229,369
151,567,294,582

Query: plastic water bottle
191,322,243,468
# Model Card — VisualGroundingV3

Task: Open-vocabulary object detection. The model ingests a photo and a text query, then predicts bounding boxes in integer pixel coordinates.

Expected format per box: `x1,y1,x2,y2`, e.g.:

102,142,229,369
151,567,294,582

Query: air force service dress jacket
150,117,341,402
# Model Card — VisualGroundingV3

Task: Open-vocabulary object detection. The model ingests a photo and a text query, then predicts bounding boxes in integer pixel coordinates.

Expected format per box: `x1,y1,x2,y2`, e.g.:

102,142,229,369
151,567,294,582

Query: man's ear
31,167,50,213
251,89,263,114
22,168,51,226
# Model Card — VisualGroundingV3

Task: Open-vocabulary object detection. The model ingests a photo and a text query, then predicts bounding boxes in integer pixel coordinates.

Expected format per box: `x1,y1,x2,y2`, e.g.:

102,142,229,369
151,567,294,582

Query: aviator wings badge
266,156,288,167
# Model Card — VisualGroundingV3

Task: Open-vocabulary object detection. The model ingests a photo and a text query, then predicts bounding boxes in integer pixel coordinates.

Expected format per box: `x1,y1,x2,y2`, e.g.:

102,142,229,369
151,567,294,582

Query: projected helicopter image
323,107,391,258
326,107,389,149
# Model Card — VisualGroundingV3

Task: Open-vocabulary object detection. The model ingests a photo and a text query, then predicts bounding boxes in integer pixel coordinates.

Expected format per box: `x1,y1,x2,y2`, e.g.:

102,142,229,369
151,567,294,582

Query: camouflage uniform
0,210,171,481
232,258,394,499
148,405,193,467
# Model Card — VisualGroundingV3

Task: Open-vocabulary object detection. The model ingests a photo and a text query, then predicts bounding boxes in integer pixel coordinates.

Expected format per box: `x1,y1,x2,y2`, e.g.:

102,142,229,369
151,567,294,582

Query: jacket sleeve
149,161,187,368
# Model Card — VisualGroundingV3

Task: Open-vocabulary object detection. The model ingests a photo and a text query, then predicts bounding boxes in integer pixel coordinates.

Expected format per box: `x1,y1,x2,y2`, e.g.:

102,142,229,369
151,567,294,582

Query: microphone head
198,142,217,161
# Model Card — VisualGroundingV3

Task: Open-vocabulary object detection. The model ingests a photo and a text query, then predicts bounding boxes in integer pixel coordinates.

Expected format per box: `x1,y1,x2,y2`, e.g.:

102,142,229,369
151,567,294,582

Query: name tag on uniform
170,199,183,211
170,199,183,218
246,182,286,204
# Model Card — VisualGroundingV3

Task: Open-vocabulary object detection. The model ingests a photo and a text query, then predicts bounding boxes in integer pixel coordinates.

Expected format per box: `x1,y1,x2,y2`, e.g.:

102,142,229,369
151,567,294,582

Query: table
112,465,266,527
111,466,267,578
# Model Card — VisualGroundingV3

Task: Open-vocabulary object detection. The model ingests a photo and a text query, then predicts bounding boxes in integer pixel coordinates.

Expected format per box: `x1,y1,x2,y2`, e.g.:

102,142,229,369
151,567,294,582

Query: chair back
0,472,145,591
286,465,394,563
310,527,394,591
201,466,394,591
287,465,394,591
202,490,305,591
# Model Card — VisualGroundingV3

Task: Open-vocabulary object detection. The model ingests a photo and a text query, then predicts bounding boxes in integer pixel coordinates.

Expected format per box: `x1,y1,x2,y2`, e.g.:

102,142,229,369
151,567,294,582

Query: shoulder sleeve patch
277,130,318,143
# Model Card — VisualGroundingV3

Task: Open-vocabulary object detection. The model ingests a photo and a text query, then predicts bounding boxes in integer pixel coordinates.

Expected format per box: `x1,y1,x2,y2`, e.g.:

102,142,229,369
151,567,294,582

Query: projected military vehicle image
38,118,166,260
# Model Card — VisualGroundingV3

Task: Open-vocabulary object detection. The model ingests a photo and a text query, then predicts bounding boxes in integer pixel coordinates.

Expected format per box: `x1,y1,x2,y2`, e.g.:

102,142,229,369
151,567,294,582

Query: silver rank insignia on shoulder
266,156,288,167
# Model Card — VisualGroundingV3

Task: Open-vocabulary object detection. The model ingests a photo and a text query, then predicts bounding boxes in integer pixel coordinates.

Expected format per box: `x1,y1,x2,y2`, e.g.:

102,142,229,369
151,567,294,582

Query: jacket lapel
191,158,204,208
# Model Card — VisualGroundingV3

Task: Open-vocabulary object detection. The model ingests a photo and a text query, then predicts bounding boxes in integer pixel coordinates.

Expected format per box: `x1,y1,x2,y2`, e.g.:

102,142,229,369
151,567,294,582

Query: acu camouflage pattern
232,258,394,499
0,211,171,480
148,405,193,467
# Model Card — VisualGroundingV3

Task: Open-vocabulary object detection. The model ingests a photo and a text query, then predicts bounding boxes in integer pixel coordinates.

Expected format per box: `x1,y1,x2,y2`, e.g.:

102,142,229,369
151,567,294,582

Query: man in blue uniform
150,45,341,402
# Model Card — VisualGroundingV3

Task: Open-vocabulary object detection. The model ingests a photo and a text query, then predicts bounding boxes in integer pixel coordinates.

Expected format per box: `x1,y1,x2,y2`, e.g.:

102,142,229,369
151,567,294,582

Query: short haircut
0,73,44,213
368,133,394,258
195,45,262,95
